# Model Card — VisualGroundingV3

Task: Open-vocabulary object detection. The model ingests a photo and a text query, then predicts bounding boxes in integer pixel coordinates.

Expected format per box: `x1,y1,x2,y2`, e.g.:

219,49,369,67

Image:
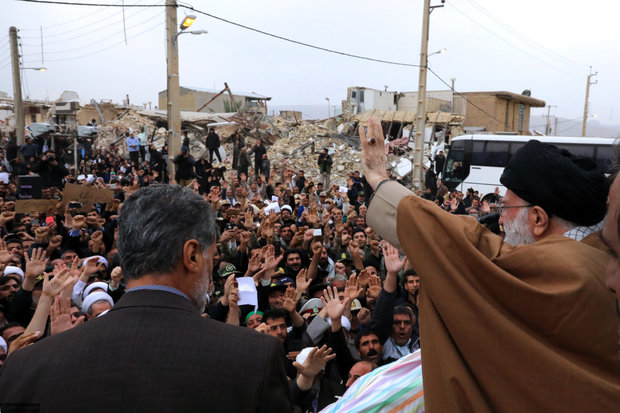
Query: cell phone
31,219,40,226
313,229,322,237
45,216,55,226
109,184,117,189
69,202,83,209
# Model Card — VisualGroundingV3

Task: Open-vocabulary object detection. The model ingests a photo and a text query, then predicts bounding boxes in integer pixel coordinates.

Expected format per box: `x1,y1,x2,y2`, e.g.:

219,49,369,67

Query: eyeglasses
497,202,533,216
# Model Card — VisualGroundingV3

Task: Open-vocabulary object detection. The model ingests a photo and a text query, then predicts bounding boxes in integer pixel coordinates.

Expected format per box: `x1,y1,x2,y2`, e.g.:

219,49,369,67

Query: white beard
503,207,536,246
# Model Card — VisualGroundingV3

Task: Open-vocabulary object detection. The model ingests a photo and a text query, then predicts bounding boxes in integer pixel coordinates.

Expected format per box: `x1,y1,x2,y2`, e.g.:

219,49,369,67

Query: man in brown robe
361,118,620,412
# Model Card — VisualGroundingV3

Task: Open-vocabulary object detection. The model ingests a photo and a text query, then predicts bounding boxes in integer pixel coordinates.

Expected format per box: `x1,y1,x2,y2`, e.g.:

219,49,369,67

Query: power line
20,10,162,56
426,66,506,126
464,0,587,69
181,5,421,68
15,0,166,7
19,0,151,41
19,0,126,31
447,2,583,78
34,19,163,62
15,0,422,68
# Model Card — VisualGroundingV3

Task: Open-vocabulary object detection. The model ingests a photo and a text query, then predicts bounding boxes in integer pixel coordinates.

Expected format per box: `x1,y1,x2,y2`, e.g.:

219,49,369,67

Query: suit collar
111,289,200,314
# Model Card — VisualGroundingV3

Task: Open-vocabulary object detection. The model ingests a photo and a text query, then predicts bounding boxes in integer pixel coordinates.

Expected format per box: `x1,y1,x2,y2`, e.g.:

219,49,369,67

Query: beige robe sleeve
366,181,412,249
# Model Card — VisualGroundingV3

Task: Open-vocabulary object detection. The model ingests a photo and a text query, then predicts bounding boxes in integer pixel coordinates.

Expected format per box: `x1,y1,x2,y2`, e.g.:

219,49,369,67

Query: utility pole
166,0,181,178
554,116,558,136
412,0,442,190
581,67,597,137
9,27,24,146
545,105,556,135
450,77,456,113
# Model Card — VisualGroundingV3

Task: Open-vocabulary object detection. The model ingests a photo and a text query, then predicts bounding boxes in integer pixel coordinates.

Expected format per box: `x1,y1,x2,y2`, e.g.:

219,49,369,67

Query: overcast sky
1,0,619,129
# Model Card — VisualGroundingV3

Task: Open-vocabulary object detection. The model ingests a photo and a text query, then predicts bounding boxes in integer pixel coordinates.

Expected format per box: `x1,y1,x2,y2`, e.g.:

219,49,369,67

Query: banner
61,183,114,212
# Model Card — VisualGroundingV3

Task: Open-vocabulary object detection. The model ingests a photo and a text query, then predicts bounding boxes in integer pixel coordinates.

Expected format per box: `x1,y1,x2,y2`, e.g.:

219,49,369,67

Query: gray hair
117,185,217,281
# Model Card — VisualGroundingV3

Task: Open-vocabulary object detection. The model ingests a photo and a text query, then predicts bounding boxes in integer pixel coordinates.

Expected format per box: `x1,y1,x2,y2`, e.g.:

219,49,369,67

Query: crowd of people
0,119,618,412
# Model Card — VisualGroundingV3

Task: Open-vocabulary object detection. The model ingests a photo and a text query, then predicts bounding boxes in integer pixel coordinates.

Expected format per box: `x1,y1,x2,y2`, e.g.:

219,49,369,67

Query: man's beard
503,207,536,246
188,251,213,313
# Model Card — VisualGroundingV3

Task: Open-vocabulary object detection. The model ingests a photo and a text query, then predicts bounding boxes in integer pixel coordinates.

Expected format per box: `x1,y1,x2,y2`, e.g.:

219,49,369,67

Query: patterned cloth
320,350,424,413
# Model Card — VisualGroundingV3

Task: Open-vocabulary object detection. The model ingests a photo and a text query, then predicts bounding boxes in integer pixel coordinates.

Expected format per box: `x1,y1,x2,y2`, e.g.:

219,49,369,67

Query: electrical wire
18,0,126,31
447,2,583,78
17,0,424,68
15,0,167,7
181,5,421,68
19,0,151,42
529,116,583,129
464,0,587,69
20,10,162,56
38,19,163,62
426,66,507,126
557,118,583,135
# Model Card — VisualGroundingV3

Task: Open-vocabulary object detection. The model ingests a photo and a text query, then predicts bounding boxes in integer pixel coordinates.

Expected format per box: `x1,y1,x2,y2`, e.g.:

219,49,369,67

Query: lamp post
325,97,330,118
412,0,444,190
166,3,206,178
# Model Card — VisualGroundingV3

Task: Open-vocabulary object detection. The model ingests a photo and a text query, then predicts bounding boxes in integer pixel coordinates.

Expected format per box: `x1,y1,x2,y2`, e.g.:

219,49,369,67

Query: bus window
485,141,510,166
595,145,613,173
558,144,595,160
444,140,468,189
509,142,525,160
471,141,486,165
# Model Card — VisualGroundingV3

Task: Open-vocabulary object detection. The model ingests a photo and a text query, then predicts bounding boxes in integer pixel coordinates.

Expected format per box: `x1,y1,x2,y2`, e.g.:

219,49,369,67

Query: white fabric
3,266,24,281
81,291,114,314
83,282,109,298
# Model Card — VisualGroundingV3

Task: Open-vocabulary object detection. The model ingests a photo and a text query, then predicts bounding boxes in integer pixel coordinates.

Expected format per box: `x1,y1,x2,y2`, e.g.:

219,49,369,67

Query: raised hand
344,274,363,301
110,266,123,289
7,331,41,356
0,239,12,264
293,345,337,379
321,286,350,321
383,242,407,275
42,268,77,299
366,275,382,300
282,286,300,313
50,296,84,335
295,268,311,295
25,247,47,279
262,244,283,271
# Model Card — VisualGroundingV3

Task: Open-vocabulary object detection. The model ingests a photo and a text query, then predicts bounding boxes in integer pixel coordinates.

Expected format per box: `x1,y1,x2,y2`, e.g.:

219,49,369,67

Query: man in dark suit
0,185,292,412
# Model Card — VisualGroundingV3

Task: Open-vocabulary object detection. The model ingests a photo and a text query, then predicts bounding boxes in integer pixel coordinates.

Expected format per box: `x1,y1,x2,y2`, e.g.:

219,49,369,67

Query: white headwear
326,315,351,332
81,291,114,314
83,281,108,298
82,255,109,268
0,336,7,354
3,266,24,281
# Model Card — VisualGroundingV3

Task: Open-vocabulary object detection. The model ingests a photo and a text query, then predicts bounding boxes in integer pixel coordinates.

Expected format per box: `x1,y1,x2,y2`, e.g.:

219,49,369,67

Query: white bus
442,135,615,200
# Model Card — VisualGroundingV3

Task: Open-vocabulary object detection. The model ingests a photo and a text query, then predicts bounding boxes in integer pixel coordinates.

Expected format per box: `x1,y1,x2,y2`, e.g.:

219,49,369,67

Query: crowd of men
0,121,618,412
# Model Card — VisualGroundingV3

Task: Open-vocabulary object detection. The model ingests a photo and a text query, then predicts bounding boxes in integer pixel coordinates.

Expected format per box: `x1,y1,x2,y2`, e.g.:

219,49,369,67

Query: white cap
82,255,109,268
81,291,114,314
281,205,293,213
83,281,108,298
3,266,24,281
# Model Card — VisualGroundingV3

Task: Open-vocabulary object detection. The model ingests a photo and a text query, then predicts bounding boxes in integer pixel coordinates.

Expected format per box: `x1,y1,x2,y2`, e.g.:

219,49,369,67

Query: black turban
500,140,608,226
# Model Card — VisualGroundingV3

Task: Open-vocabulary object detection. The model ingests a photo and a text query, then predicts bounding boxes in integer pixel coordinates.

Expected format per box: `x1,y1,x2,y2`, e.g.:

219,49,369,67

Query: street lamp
428,48,446,58
22,67,47,72
325,97,330,118
172,29,207,46
180,15,196,30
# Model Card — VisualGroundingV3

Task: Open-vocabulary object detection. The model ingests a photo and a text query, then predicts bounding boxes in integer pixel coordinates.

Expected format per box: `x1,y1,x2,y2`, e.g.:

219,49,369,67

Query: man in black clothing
205,129,222,164
253,140,267,176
